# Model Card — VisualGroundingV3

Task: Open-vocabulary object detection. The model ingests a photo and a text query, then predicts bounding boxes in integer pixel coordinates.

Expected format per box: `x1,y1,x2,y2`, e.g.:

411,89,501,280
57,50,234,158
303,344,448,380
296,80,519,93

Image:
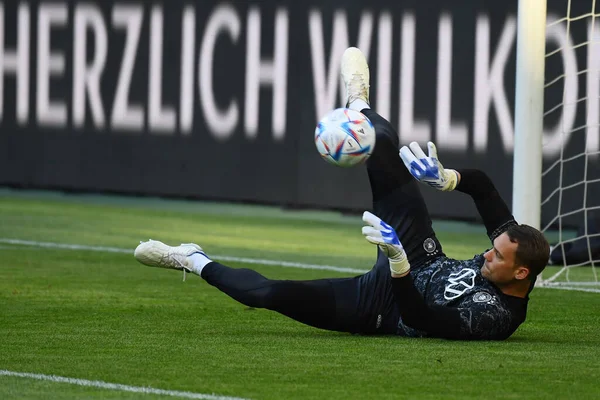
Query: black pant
202,109,443,334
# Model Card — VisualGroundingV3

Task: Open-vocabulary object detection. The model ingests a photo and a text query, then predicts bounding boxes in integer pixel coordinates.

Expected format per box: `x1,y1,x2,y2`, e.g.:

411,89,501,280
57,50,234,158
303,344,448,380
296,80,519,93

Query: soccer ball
314,108,376,167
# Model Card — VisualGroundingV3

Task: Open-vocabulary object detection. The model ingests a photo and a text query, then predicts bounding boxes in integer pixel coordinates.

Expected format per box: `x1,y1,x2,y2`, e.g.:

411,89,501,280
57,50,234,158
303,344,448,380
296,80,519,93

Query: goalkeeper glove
361,211,410,276
399,141,458,191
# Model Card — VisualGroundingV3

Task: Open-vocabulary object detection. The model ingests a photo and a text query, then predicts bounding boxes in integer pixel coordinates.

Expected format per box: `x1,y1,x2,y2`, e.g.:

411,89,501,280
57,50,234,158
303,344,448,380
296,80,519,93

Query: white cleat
134,239,204,272
340,47,370,107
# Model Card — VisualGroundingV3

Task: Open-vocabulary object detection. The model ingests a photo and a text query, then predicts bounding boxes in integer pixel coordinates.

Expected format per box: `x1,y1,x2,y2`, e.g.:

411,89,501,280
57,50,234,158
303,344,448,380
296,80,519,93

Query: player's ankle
189,252,212,276
348,99,370,112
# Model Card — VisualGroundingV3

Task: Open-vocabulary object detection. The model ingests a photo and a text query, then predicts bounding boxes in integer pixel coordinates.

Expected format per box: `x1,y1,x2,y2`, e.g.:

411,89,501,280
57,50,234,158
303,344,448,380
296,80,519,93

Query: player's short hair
506,224,550,280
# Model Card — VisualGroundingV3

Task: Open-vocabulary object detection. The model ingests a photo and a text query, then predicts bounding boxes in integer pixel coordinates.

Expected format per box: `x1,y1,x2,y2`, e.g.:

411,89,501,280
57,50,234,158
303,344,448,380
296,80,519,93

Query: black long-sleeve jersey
393,169,528,340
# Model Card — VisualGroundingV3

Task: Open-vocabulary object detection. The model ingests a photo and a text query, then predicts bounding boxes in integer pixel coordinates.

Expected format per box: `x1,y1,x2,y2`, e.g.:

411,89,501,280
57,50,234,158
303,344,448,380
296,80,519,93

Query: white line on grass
0,370,249,400
0,238,368,274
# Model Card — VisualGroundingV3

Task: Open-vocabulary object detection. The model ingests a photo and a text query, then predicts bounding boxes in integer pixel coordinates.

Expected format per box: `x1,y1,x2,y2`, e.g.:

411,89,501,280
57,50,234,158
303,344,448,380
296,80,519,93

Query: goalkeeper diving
134,47,550,340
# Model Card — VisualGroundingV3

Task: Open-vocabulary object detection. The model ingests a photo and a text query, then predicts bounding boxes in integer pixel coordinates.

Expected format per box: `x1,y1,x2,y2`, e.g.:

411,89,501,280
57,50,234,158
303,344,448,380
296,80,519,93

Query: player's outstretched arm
400,141,516,241
399,141,459,191
454,169,516,241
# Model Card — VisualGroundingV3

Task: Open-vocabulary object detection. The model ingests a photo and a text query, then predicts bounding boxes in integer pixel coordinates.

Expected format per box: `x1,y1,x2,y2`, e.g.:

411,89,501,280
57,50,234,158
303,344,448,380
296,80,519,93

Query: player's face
481,233,529,285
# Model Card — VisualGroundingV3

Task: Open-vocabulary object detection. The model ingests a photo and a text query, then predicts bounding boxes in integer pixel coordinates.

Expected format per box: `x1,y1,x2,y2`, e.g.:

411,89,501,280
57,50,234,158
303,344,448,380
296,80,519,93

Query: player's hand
399,141,458,191
361,211,410,276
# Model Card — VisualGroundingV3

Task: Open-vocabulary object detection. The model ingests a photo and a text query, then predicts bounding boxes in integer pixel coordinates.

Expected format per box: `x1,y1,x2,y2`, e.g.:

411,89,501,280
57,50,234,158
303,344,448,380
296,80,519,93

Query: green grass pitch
1,189,599,399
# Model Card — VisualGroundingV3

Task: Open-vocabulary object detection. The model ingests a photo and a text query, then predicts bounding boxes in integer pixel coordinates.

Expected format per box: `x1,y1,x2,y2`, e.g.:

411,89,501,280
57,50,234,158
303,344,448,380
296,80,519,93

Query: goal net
539,0,600,291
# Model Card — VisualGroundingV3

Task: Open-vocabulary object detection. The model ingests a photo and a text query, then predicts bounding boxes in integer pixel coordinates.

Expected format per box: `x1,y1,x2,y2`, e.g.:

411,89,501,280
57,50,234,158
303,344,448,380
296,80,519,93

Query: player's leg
341,47,443,267
364,109,444,266
134,240,364,333
201,261,363,333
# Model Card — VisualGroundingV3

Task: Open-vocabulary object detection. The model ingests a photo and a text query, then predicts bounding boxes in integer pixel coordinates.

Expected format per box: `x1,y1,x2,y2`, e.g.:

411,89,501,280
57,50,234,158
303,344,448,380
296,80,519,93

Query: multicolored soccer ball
314,108,376,168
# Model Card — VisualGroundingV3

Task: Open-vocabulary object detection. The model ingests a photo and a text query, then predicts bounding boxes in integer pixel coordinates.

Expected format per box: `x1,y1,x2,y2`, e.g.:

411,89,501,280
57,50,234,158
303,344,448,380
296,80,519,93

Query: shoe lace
346,73,369,105
159,250,189,282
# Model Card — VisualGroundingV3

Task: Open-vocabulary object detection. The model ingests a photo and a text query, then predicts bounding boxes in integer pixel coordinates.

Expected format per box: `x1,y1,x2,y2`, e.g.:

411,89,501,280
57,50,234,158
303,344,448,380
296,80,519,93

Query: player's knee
375,129,399,150
240,283,293,309
261,283,293,309
262,281,321,312
238,288,271,309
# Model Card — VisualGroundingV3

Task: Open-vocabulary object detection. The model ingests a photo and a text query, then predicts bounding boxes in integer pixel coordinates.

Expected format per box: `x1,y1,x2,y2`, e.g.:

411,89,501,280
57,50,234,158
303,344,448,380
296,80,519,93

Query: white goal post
513,0,547,230
514,0,600,291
